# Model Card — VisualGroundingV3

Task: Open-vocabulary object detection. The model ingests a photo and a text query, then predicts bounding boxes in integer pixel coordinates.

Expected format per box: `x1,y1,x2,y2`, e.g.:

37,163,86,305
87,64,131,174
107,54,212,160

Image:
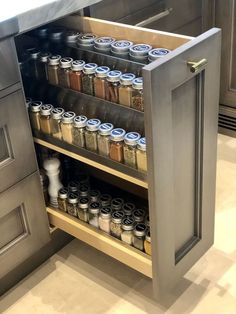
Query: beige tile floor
0,134,236,314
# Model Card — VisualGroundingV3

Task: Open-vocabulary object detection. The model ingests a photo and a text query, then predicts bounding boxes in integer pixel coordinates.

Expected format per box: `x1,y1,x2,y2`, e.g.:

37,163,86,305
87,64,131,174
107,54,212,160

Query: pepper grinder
43,157,63,208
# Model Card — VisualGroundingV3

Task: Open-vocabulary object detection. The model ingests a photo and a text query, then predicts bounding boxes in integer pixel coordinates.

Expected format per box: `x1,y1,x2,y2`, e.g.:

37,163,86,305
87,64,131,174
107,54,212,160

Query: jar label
113,40,132,48
90,190,100,197
123,216,134,225
59,187,68,195
108,70,122,78
80,197,89,204
84,63,97,70
87,118,101,126
50,55,61,60
68,192,78,200
72,60,85,66
123,203,135,211
125,132,141,141
120,73,135,81
112,211,124,218
96,66,110,74
131,44,151,52
99,123,113,132
135,223,146,232
81,34,96,40
90,202,100,208
41,104,53,111
112,198,123,205
101,207,111,214
63,111,75,119
60,57,73,63
111,128,125,137
96,37,114,44
134,209,145,217
74,115,87,123
79,184,89,192
150,48,170,57
52,107,64,115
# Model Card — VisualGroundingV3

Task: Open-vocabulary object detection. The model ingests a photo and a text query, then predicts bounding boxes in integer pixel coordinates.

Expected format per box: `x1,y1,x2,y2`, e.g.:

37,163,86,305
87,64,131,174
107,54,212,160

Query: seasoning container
61,111,76,144
136,137,147,172
72,115,87,148
111,40,133,58
68,181,79,193
58,57,73,88
48,55,61,85
89,201,101,228
122,202,135,216
82,63,97,95
148,48,171,62
38,52,51,80
118,73,136,107
28,48,41,78
145,214,150,227
49,27,65,42
131,77,144,112
133,208,145,223
111,198,124,211
94,66,110,99
121,216,135,245
29,101,43,132
78,197,90,222
132,223,146,251
105,70,122,103
90,189,101,202
94,37,115,53
39,104,53,134
77,33,97,50
97,122,114,157
98,207,112,233
51,107,65,139
144,228,152,255
64,30,80,43
79,184,90,197
109,128,126,163
100,194,112,207
69,60,85,92
67,192,79,217
25,98,32,110
129,44,152,62
124,132,141,168
57,187,68,212
85,118,101,152
110,210,124,239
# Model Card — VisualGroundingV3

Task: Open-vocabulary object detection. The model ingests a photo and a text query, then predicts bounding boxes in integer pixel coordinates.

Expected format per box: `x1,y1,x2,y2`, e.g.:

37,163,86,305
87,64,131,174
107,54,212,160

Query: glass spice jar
145,214,150,227
69,60,85,92
78,197,90,222
27,48,41,78
105,70,122,103
121,216,135,245
72,115,87,148
111,198,124,211
136,137,147,172
133,208,145,223
129,44,152,62
94,66,110,99
68,181,79,193
85,118,101,152
118,73,136,107
99,207,112,233
82,63,97,95
110,210,124,239
132,223,147,251
79,183,90,197
64,30,80,44
51,107,65,139
61,111,76,144
144,228,152,255
39,104,53,134
100,194,112,207
77,33,97,50
131,77,144,112
89,201,101,228
38,52,51,80
124,132,141,168
49,27,65,42
57,187,68,212
58,57,73,88
109,128,126,163
97,122,114,157
148,48,171,62
67,192,79,217
29,101,43,132
122,202,135,216
48,55,61,85
94,37,115,53
89,189,101,202
111,40,133,58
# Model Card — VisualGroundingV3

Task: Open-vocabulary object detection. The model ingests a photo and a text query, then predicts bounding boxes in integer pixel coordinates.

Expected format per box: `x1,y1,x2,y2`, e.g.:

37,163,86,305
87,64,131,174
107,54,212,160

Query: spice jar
136,137,147,172
40,104,53,134
68,181,79,193
109,128,126,163
69,60,85,92
25,97,32,110
89,202,101,228
28,48,41,78
38,52,51,80
99,207,112,233
110,210,124,239
57,187,68,212
132,223,146,251
49,27,65,42
121,216,135,245
100,194,112,207
48,55,61,85
111,198,124,211
51,107,65,139
90,189,101,202
94,37,115,53
148,48,171,62
94,66,110,99
118,73,136,107
79,183,90,197
105,70,122,103
145,214,150,227
67,192,79,217
77,33,97,50
72,115,87,148
97,122,114,157
144,228,152,255
124,132,141,168
111,40,133,58
129,44,152,62
85,118,101,152
58,57,73,88
133,208,145,223
131,77,144,112
82,63,97,95
64,30,80,43
29,101,43,132
61,111,76,144
78,197,89,222
122,202,135,216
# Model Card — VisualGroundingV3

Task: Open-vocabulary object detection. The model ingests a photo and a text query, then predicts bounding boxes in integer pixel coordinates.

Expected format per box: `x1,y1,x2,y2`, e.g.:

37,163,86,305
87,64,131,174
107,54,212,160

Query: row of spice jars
57,184,151,255
28,102,147,172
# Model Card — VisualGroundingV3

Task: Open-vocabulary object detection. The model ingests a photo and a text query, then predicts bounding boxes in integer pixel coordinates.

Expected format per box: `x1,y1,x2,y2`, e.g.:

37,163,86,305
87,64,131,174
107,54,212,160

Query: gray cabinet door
143,28,221,297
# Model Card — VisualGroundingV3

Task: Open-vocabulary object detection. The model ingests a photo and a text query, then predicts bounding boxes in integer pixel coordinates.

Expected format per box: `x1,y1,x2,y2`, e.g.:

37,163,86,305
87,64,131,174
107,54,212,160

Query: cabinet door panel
143,28,221,297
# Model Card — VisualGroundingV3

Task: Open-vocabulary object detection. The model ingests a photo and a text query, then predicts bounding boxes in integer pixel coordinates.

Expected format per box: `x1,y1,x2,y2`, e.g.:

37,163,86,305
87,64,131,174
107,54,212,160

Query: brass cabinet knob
187,58,207,73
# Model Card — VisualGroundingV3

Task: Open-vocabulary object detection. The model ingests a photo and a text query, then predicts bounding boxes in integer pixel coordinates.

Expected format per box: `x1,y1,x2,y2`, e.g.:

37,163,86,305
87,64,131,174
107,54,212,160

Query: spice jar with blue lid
85,118,101,152
136,137,147,172
129,44,152,62
64,30,80,43
82,63,98,95
77,33,97,49
111,40,133,57
148,48,171,62
118,73,136,107
61,111,76,144
51,107,65,140
94,66,110,99
94,36,116,53
97,122,114,157
105,70,122,103
123,132,141,168
131,77,144,112
109,128,126,162
72,115,87,148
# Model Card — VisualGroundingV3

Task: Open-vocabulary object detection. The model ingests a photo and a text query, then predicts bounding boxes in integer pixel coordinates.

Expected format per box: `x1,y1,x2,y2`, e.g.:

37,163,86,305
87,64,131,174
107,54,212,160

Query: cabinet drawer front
0,90,37,192
0,172,50,279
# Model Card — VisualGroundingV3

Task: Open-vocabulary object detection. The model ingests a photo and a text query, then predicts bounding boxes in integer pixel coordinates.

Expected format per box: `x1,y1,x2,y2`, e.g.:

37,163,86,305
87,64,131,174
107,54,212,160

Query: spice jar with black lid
89,202,101,228
99,207,112,233
51,107,64,139
49,27,65,42
48,55,61,85
118,73,136,107
132,223,146,251
105,70,122,103
121,216,135,245
129,44,152,62
67,192,79,217
79,183,90,197
133,208,145,223
90,189,101,202
144,228,152,255
111,197,124,211
72,115,87,148
77,33,97,50
97,122,114,157
85,118,101,152
58,57,73,88
109,128,126,163
136,137,147,172
94,66,110,99
68,181,79,193
40,104,53,135
38,52,51,80
122,202,135,216
100,194,112,207
111,40,133,58
57,187,68,212
148,48,171,62
94,37,115,53
69,60,85,92
82,63,97,95
78,197,90,222
110,210,125,239
29,101,43,132
131,77,144,112
27,48,41,79
124,132,141,168
61,111,76,144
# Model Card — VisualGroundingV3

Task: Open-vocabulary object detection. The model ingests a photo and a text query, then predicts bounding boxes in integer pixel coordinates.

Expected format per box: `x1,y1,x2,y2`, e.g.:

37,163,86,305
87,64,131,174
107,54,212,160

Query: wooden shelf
47,207,152,278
